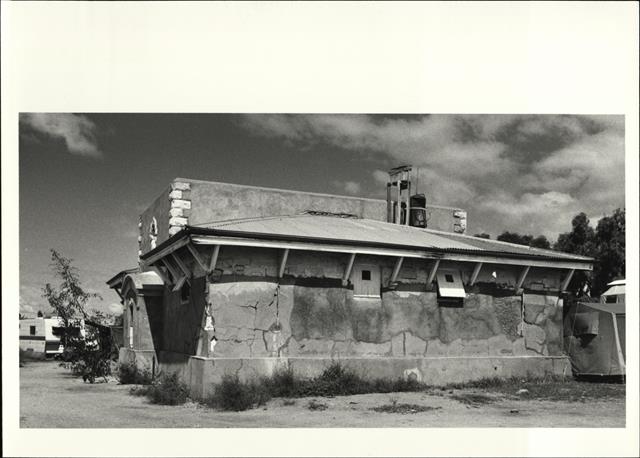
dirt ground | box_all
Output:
[20,361,625,428]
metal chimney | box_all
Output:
[386,165,428,228]
[386,165,412,225]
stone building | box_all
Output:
[108,173,592,398]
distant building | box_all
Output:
[108,171,592,399]
[19,316,64,357]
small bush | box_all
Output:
[129,386,150,397]
[118,363,154,385]
[205,375,271,411]
[371,403,441,414]
[264,365,297,398]
[450,393,498,407]
[144,372,190,405]
[307,399,328,411]
[19,348,45,365]
[59,335,112,383]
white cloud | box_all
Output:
[107,302,124,315]
[20,113,102,158]
[332,180,361,195]
[239,114,624,238]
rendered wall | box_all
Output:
[126,246,566,360]
[204,247,566,360]
[137,178,467,256]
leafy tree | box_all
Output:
[554,213,596,257]
[496,232,550,249]
[474,233,491,239]
[529,235,551,250]
[42,250,111,383]
[42,249,101,346]
[554,209,625,296]
[593,208,625,295]
[496,231,529,245]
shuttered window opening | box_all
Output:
[436,270,466,307]
[352,264,381,298]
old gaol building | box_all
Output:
[108,166,592,398]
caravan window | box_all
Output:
[30,325,36,335]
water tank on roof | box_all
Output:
[409,194,427,228]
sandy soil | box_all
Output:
[20,361,625,428]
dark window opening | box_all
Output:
[445,274,454,283]
[29,326,36,335]
[52,326,64,337]
[361,270,371,281]
[437,296,464,308]
[605,296,617,303]
[181,282,191,303]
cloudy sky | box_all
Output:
[19,113,625,316]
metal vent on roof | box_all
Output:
[302,210,359,218]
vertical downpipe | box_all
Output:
[386,183,392,223]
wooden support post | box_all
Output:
[208,245,221,273]
[406,180,411,226]
[171,252,191,281]
[390,257,404,285]
[386,183,392,222]
[342,253,356,286]
[560,269,575,292]
[396,180,401,224]
[160,258,181,283]
[469,262,483,286]
[427,259,440,286]
[172,274,187,292]
[278,248,289,279]
[515,265,531,290]
[150,264,171,286]
[187,243,208,274]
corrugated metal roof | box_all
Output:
[195,214,592,262]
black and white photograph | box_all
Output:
[2,2,638,457]
[17,113,626,429]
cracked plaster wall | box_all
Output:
[200,247,565,360]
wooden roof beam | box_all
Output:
[191,235,592,271]
[278,248,290,279]
[342,253,356,286]
[160,257,181,284]
[468,262,483,286]
[208,245,221,273]
[427,259,440,286]
[186,243,208,275]
[560,269,575,292]
[389,256,404,285]
[515,265,531,290]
